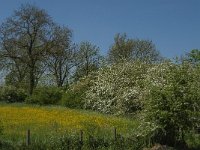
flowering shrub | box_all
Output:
[85,61,150,115]
[84,61,200,147]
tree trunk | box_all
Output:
[29,66,35,95]
[58,60,63,87]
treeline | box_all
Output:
[0,4,161,95]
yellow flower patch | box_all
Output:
[0,104,137,141]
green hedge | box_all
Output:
[61,89,85,109]
[0,86,27,103]
[26,87,62,105]
[61,75,94,109]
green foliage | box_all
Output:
[4,64,29,90]
[0,86,27,103]
[0,121,6,149]
[61,90,85,109]
[84,60,200,147]
[0,140,14,150]
[0,121,3,137]
[85,61,149,115]
[0,132,150,150]
[143,62,200,147]
[185,131,200,150]
[26,87,62,105]
[61,75,93,109]
[185,49,200,64]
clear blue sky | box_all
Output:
[0,0,200,58]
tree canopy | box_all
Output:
[0,4,55,94]
[108,33,162,64]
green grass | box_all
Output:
[0,103,138,144]
[0,103,199,149]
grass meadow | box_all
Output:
[0,103,138,146]
[0,103,199,149]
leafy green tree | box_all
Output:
[108,33,162,63]
[0,4,55,94]
[185,49,200,64]
[143,62,200,147]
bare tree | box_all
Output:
[108,33,134,63]
[132,39,161,63]
[108,33,162,63]
[74,41,101,81]
[46,25,76,87]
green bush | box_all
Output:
[142,62,200,147]
[185,131,200,150]
[26,87,62,105]
[61,75,94,109]
[61,90,85,109]
[0,86,27,103]
[0,86,2,102]
[0,140,13,150]
[0,121,3,137]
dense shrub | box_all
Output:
[61,89,85,109]
[26,86,62,105]
[0,140,14,150]
[185,131,200,150]
[0,86,27,103]
[142,62,200,147]
[84,61,150,115]
[61,75,94,109]
[0,87,2,102]
[84,61,200,147]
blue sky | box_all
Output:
[0,0,200,58]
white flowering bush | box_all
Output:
[84,61,200,147]
[84,61,149,115]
